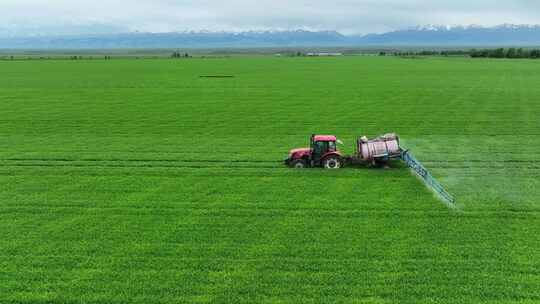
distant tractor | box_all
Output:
[284,132,456,205]
[285,133,401,169]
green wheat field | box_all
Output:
[1,56,540,303]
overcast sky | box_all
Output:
[2,0,540,35]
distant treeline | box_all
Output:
[469,48,540,59]
[383,50,470,57]
[382,48,540,59]
[171,52,191,58]
[3,48,540,61]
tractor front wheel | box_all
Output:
[291,159,307,169]
[323,156,342,169]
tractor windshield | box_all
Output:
[313,141,325,154]
[313,141,336,154]
[328,141,336,152]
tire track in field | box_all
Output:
[423,165,540,169]
[0,156,284,169]
[7,158,540,163]
[1,157,278,163]
[3,158,540,171]
[422,159,540,171]
[0,162,282,170]
[4,202,540,218]
[425,160,540,163]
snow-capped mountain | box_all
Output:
[1,25,540,49]
[353,24,540,45]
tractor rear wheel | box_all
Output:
[291,159,306,169]
[323,156,342,169]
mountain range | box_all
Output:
[1,25,540,49]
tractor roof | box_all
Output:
[313,135,337,142]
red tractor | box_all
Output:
[285,134,344,169]
[285,133,402,169]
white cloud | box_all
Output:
[2,0,540,35]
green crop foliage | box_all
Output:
[1,56,539,303]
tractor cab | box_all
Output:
[285,134,343,169]
[310,135,338,164]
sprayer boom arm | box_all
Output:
[401,150,455,205]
